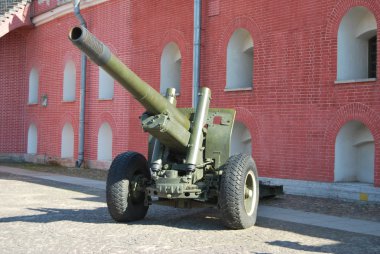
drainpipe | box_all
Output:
[192,0,201,107]
[73,0,87,168]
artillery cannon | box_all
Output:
[69,26,259,229]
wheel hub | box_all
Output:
[245,189,253,199]
[244,171,256,216]
[130,174,146,202]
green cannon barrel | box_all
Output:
[68,26,190,131]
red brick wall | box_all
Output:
[201,0,380,186]
[22,0,135,163]
[0,31,27,154]
[0,0,379,186]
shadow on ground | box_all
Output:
[1,172,380,253]
[256,217,380,254]
[0,207,111,224]
[0,172,225,230]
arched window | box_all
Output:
[337,7,377,81]
[63,60,76,101]
[27,124,37,154]
[99,67,114,99]
[160,42,181,94]
[28,68,39,104]
[61,123,74,158]
[97,122,112,161]
[226,29,253,90]
[230,121,252,156]
[335,121,375,184]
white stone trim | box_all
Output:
[334,78,377,84]
[32,0,109,26]
[224,87,252,92]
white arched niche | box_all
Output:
[63,60,76,101]
[61,123,74,158]
[230,121,252,156]
[28,68,39,104]
[334,120,375,184]
[226,28,253,90]
[337,7,377,81]
[99,67,114,99]
[160,42,181,94]
[27,124,37,154]
[97,122,113,161]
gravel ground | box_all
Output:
[1,172,380,254]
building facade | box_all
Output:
[0,0,379,188]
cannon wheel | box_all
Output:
[106,151,150,222]
[219,153,259,229]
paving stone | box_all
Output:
[1,172,380,254]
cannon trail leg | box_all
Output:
[185,87,211,171]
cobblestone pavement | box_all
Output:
[1,172,380,254]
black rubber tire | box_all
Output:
[219,153,259,229]
[106,151,150,222]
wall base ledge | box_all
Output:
[260,177,380,202]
